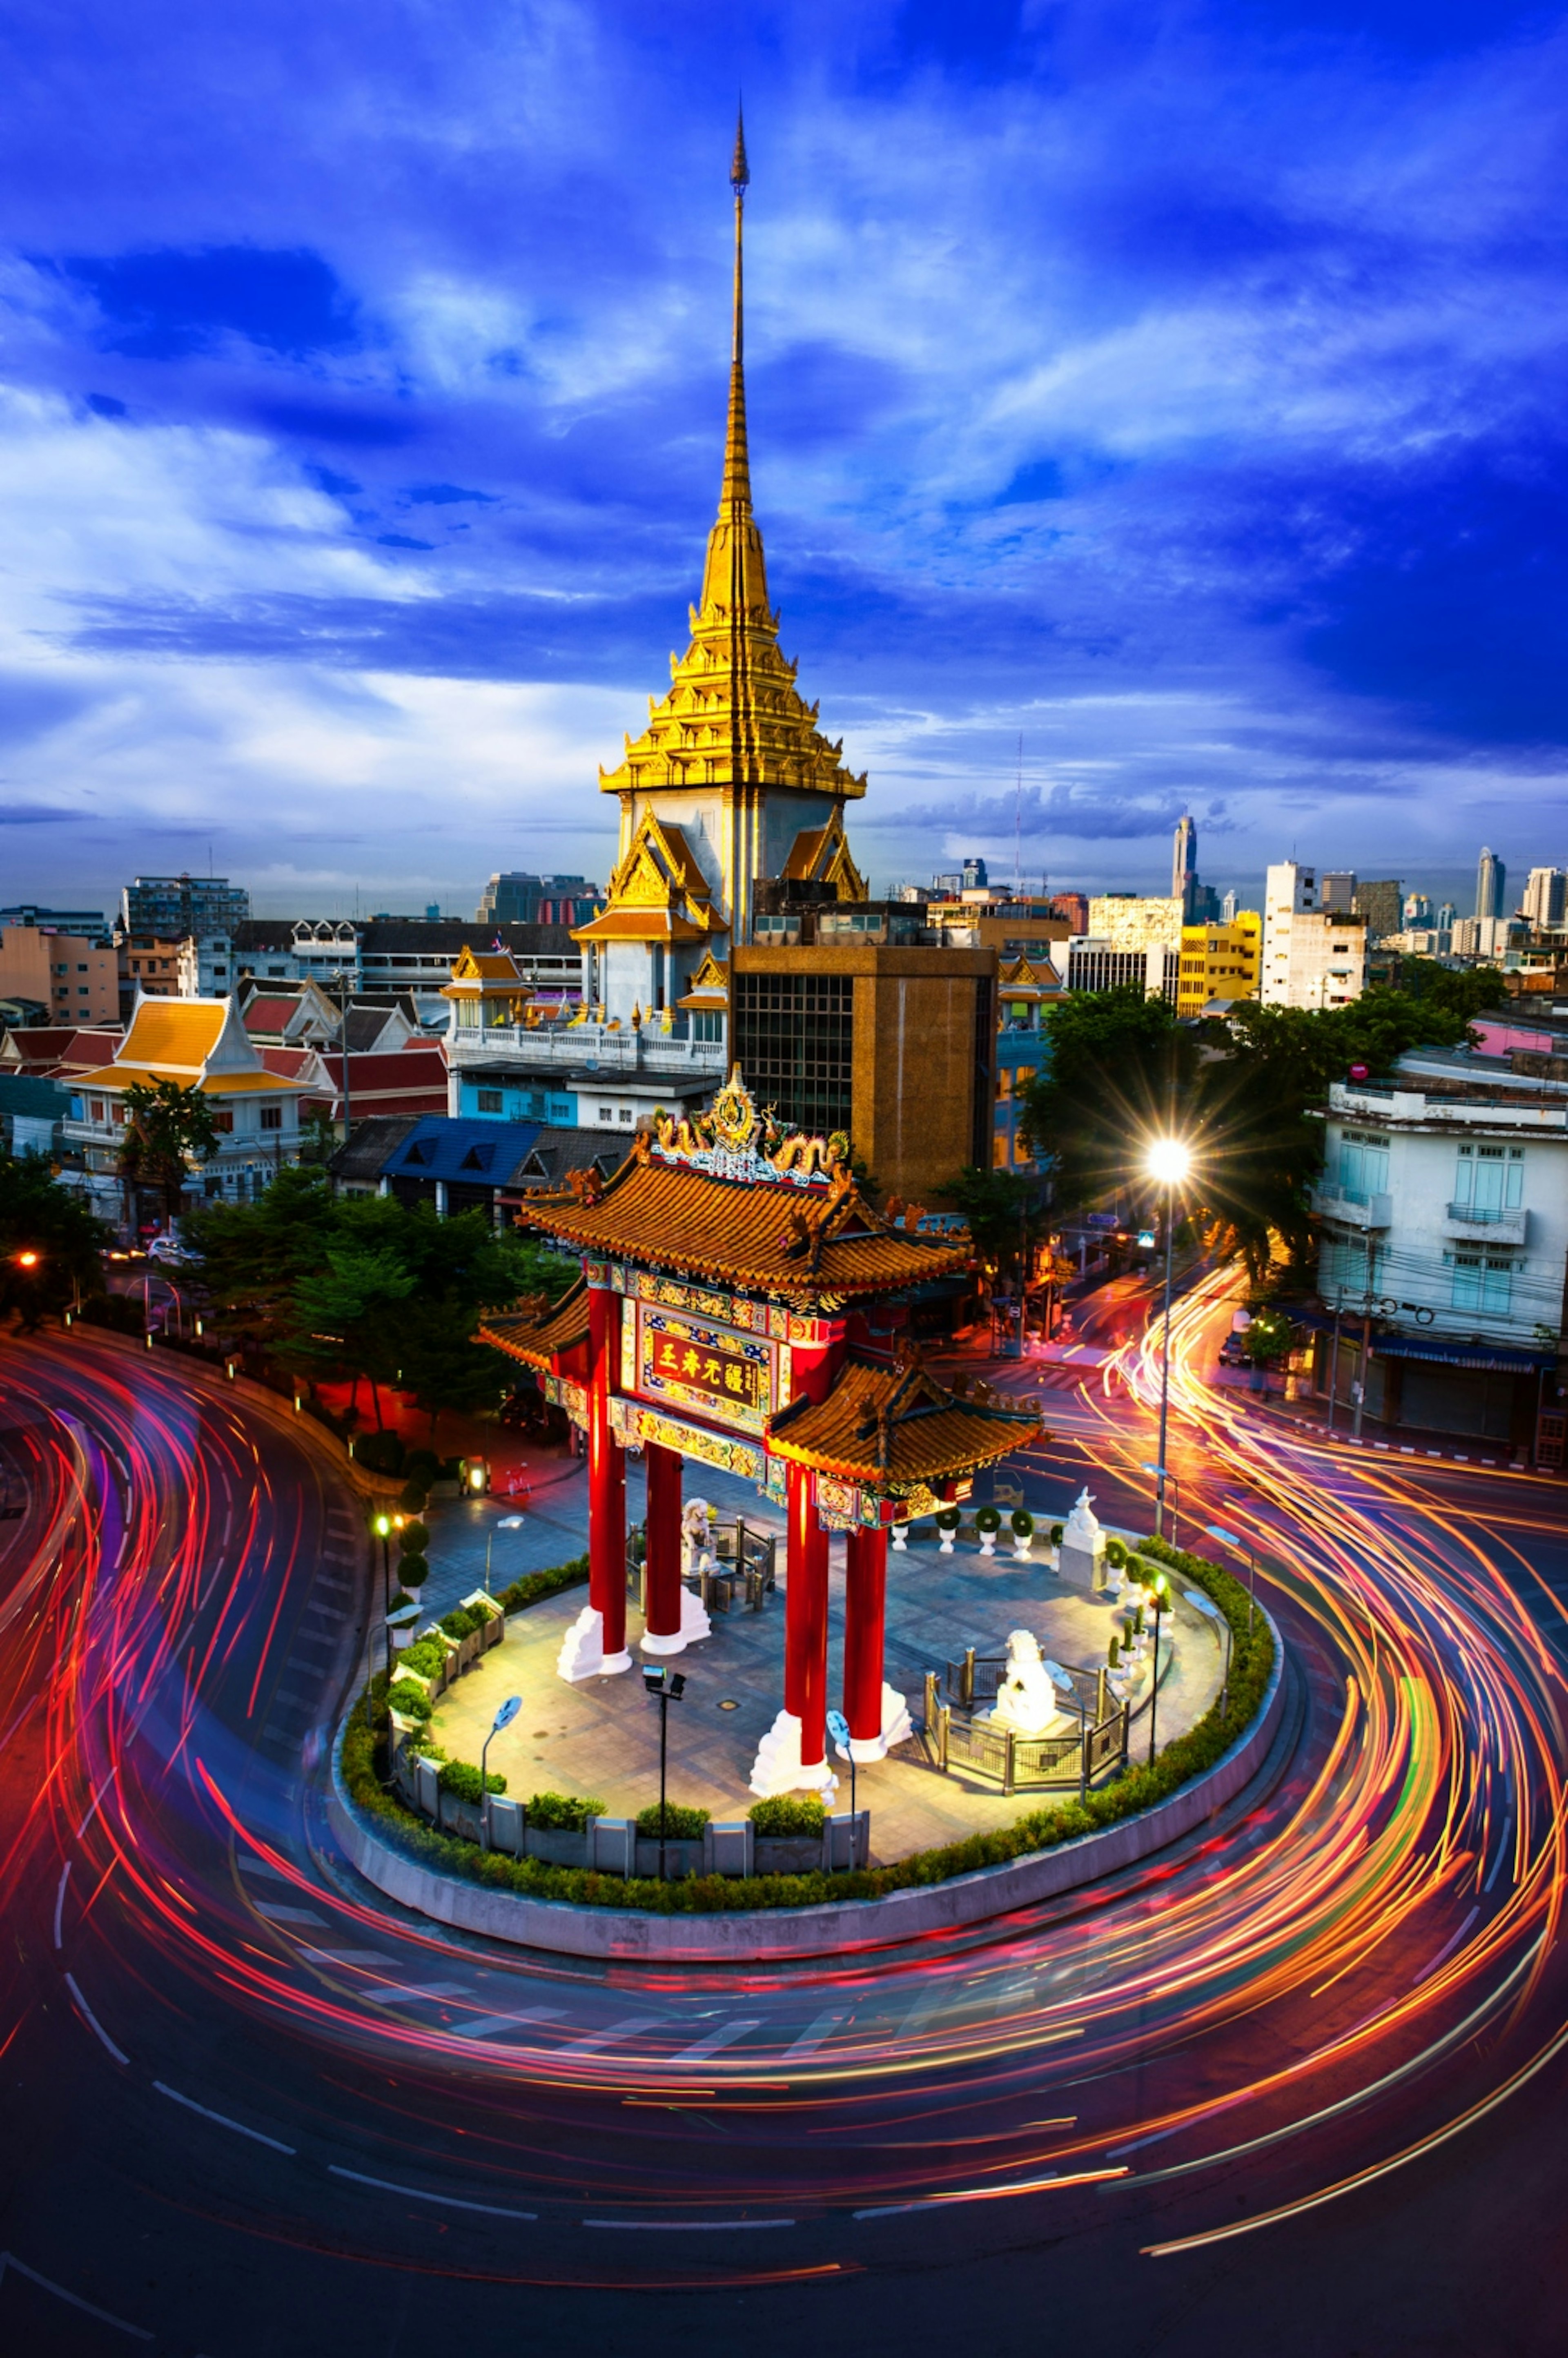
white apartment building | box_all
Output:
[1261,862,1366,1008]
[176,933,234,996]
[1087,894,1185,954]
[1311,1055,1567,1453]
[1521,867,1567,931]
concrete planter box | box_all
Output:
[633,1838,705,1880]
[454,1629,482,1672]
[525,1826,591,1868]
[588,1816,635,1874]
[704,1821,754,1877]
[438,1791,484,1843]
[754,1835,824,1875]
[414,1757,441,1819]
[487,1796,525,1855]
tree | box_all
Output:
[285,1243,417,1421]
[946,1166,1049,1283]
[118,1080,220,1231]
[1019,989,1199,1215]
[0,1152,108,1329]
[183,1164,340,1345]
[297,1108,339,1166]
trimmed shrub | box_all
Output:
[1108,1636,1120,1667]
[527,1790,604,1831]
[935,1507,962,1532]
[440,1606,485,1640]
[398,1480,429,1513]
[1011,1509,1035,1538]
[495,1554,590,1615]
[388,1589,414,1613]
[748,1795,827,1836]
[975,1504,1002,1534]
[399,1638,447,1680]
[637,1803,710,1838]
[1104,1537,1127,1569]
[1049,1522,1064,1545]
[398,1519,430,1556]
[355,1429,405,1476]
[398,1555,430,1589]
[439,1759,506,1801]
[405,1447,441,1483]
[387,1678,432,1722]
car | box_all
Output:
[147,1233,195,1267]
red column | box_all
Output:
[587,1285,627,1660]
[844,1525,889,1745]
[641,1438,683,1649]
[785,1462,830,1767]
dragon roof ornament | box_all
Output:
[645,1067,849,1189]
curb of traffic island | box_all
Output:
[327,1604,1287,1964]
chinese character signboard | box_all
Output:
[628,1303,778,1436]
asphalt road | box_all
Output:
[1,1313,1566,2356]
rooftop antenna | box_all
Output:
[1014,736,1023,896]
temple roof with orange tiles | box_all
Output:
[510,1073,967,1310]
[768,1355,1040,1484]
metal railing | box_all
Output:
[628,1516,777,1614]
[921,1660,1129,1796]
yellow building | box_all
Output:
[1176,914,1262,1015]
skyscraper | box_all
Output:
[1521,867,1567,930]
[1172,814,1197,903]
[1476,847,1506,921]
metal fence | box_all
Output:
[628,1516,777,1614]
[921,1660,1128,1796]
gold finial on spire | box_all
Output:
[731,102,750,196]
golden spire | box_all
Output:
[597,114,867,820]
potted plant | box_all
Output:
[935,1506,962,1555]
[974,1503,1003,1556]
[1010,1507,1035,1560]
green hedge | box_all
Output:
[439,1759,506,1800]
[527,1788,604,1830]
[386,1677,431,1721]
[494,1554,590,1615]
[440,1605,488,1639]
[341,1538,1275,1916]
[636,1803,710,1838]
[748,1794,827,1836]
[399,1638,447,1680]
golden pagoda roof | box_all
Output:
[515,1132,968,1307]
[478,1277,591,1372]
[597,138,866,812]
[768,1355,1042,1484]
[676,949,730,1010]
[442,945,535,999]
[573,812,728,946]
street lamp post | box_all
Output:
[1183,1588,1232,1725]
[480,1696,521,1852]
[1139,1459,1181,1550]
[373,1513,394,1680]
[1146,1571,1169,1767]
[642,1665,686,1880]
[1143,1140,1192,1541]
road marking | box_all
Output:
[669,2018,763,2064]
[300,1948,397,1966]
[555,2014,662,2055]
[254,1902,329,1926]
[154,2080,296,2154]
[52,1860,71,1949]
[783,2010,847,2060]
[362,1980,476,2004]
[583,2217,795,2231]
[327,2166,536,2220]
[64,1972,128,2066]
[0,2252,153,2340]
[450,2008,567,2039]
[237,1854,298,1885]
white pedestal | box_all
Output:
[639,1583,713,1656]
[556,1605,633,1683]
[1060,1538,1106,1591]
[833,1683,914,1763]
[748,1708,840,1800]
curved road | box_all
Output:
[1,1319,1566,2354]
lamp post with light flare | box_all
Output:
[1144,1137,1192,1541]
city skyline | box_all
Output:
[0,3,1564,913]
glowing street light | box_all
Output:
[1143,1136,1192,1541]
[14,1248,40,1270]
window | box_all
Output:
[732,971,854,1136]
[76,962,88,972]
[1337,1131,1388,1197]
[476,1089,503,1113]
[212,1109,235,1134]
[598,1106,614,1122]
[691,1011,723,1044]
[260,1105,282,1130]
[90,1099,104,1121]
[619,1108,633,1123]
[1448,1251,1515,1313]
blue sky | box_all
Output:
[0,0,1564,919]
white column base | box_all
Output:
[640,1582,713,1656]
[556,1605,634,1683]
[833,1683,914,1763]
[748,1708,839,1801]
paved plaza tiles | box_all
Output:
[415,1459,1225,1863]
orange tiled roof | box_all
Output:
[118,999,229,1071]
[517,1143,969,1303]
[768,1356,1041,1483]
[477,1278,590,1371]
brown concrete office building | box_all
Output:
[731,938,995,1205]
